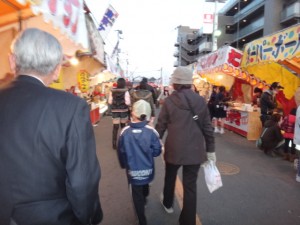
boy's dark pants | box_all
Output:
[130,184,149,225]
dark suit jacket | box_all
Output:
[0,75,102,225]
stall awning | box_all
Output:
[0,0,89,49]
[0,0,34,27]
[196,46,249,90]
[241,24,300,100]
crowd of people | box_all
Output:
[108,66,215,225]
[0,28,216,225]
[1,27,299,225]
[257,82,300,182]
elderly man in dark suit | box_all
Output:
[0,28,102,225]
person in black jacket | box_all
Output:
[155,66,215,225]
[118,100,162,225]
[136,77,157,104]
[208,85,218,120]
[214,85,230,134]
[260,82,284,126]
[261,113,284,156]
[0,28,102,225]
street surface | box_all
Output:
[94,113,300,225]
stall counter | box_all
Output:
[224,107,262,140]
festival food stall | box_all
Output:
[0,0,107,126]
[241,24,300,116]
[197,45,262,140]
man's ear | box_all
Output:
[8,54,16,74]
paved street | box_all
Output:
[94,113,300,225]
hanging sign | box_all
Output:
[17,0,89,48]
[77,70,90,93]
[197,46,243,71]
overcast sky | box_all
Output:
[85,0,223,80]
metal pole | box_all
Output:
[212,0,218,51]
[236,0,240,49]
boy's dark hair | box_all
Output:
[139,114,147,121]
[117,78,126,88]
[173,84,192,91]
[254,87,262,93]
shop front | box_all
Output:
[241,24,300,116]
[0,0,108,125]
[197,45,262,140]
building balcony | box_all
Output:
[199,41,213,53]
[174,57,190,67]
[238,16,264,39]
[179,41,200,52]
[228,16,264,41]
[180,51,199,63]
[281,1,300,24]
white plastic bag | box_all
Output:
[203,160,223,193]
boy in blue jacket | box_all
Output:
[117,99,162,225]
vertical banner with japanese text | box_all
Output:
[98,4,119,39]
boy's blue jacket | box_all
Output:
[117,121,162,185]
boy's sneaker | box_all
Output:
[220,128,225,134]
[296,175,300,183]
[214,127,219,133]
[160,193,174,213]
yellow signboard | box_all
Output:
[241,24,300,67]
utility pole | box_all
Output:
[205,0,227,51]
[160,67,163,87]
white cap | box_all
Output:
[132,99,151,121]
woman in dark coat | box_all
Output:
[155,66,215,225]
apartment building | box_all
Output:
[218,0,300,50]
[173,26,203,67]
[173,0,299,67]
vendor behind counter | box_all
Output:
[252,87,262,107]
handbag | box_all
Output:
[203,160,223,193]
[256,128,268,150]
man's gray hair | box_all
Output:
[11,28,63,76]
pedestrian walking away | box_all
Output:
[130,79,156,126]
[0,28,102,225]
[117,100,162,225]
[108,77,131,149]
[155,66,216,225]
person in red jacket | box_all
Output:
[281,108,297,162]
